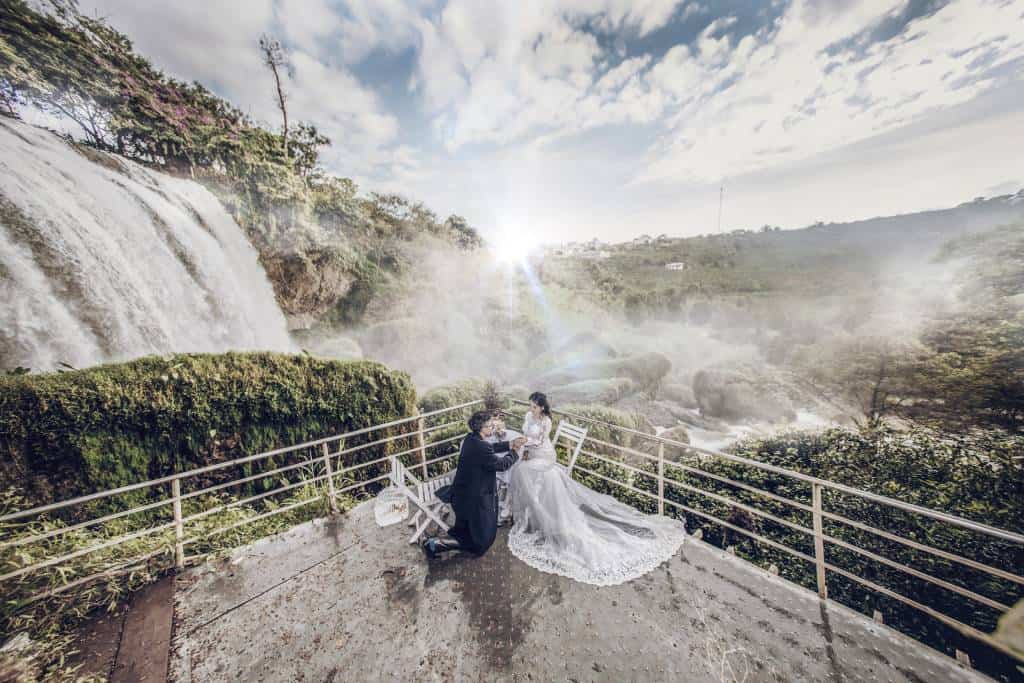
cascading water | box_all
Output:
[0,118,293,371]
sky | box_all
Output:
[74,0,1024,244]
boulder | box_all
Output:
[536,352,671,391]
[692,364,797,423]
[524,331,619,377]
[260,247,356,330]
[659,425,691,445]
[547,378,637,405]
[612,394,693,428]
[658,381,698,409]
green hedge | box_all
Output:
[0,352,416,511]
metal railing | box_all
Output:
[503,399,1024,665]
[2,395,1020,669]
[0,400,482,611]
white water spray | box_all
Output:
[0,119,293,371]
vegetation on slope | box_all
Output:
[0,351,421,679]
[0,0,483,327]
[0,352,415,509]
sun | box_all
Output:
[490,231,535,265]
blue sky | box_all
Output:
[78,0,1024,244]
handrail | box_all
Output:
[507,399,1024,544]
[0,402,481,611]
[506,399,1024,665]
[2,396,1020,669]
[0,400,482,523]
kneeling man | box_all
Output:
[423,411,525,559]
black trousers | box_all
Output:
[442,495,498,556]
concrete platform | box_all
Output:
[169,502,987,682]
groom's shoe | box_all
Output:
[423,537,462,559]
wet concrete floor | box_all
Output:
[169,502,987,682]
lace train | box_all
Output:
[507,457,686,586]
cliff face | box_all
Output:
[259,248,357,330]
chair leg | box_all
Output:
[409,516,432,544]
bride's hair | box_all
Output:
[528,392,551,417]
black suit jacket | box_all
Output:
[448,432,519,554]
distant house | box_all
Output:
[580,249,611,259]
[665,262,687,271]
[631,234,653,247]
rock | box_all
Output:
[611,395,683,427]
[646,425,691,462]
[535,352,671,391]
[524,331,618,377]
[658,425,690,445]
[657,382,698,409]
[692,364,797,423]
[261,247,356,330]
[547,378,637,405]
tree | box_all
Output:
[289,121,329,178]
[444,215,483,249]
[258,34,291,160]
[0,1,118,147]
[794,335,917,426]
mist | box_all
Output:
[293,213,996,450]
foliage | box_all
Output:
[481,380,505,414]
[0,0,483,327]
[0,352,416,512]
[0,351,420,680]
[906,224,1024,431]
[418,378,491,415]
[565,420,1023,681]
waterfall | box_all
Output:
[0,118,293,371]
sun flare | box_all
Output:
[490,231,535,265]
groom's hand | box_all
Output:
[512,437,526,450]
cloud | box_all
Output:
[63,1,1024,241]
[631,0,1024,183]
[410,0,689,149]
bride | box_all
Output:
[507,392,687,586]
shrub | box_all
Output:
[0,352,416,513]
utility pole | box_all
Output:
[717,184,724,234]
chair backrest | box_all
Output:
[553,421,588,474]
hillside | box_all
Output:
[0,0,481,334]
[546,192,1024,313]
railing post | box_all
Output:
[172,477,184,571]
[657,442,665,516]
[416,413,428,479]
[322,443,338,513]
[812,482,828,600]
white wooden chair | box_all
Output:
[553,420,588,475]
[389,456,455,545]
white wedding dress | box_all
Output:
[507,412,687,586]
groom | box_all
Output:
[422,411,525,559]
